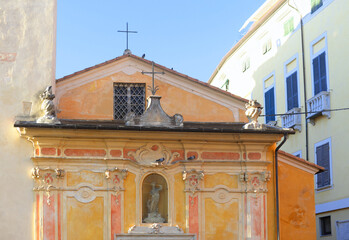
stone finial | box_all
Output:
[125,95,183,127]
[243,100,264,129]
[36,86,60,124]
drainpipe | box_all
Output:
[288,1,309,160]
[275,134,288,240]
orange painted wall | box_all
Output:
[266,143,317,240]
[57,71,239,122]
[278,161,317,240]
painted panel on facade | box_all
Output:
[124,172,136,233]
[204,198,238,240]
[204,173,238,189]
[67,171,104,187]
[174,173,186,231]
[111,194,122,238]
[43,195,55,240]
[67,196,104,240]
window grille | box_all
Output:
[114,83,145,120]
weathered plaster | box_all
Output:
[0,1,56,239]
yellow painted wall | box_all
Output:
[67,197,104,240]
[67,170,104,187]
[57,71,238,122]
[174,172,186,232]
[204,173,238,189]
[204,198,239,240]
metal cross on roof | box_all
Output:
[142,62,165,95]
[118,22,137,51]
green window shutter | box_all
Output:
[284,17,294,36]
[311,0,323,13]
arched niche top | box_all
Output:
[142,173,168,223]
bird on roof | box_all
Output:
[187,155,196,160]
[142,54,145,58]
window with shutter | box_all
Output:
[265,87,275,123]
[316,142,331,188]
[286,71,299,111]
[311,0,323,14]
[312,52,327,95]
[114,83,146,120]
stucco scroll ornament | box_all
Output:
[183,169,204,205]
[240,171,271,193]
[32,167,65,205]
[243,100,265,130]
[128,143,180,166]
[36,86,60,124]
[105,167,128,204]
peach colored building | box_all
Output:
[14,53,322,240]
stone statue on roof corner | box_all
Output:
[36,86,60,124]
[243,100,265,130]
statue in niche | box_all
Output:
[144,182,165,223]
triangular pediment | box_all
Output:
[56,54,248,122]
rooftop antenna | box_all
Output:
[142,62,165,95]
[118,22,137,54]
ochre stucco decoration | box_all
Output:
[128,143,180,166]
[240,171,271,193]
[105,168,128,204]
[32,167,65,205]
[183,169,204,197]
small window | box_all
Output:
[312,52,327,95]
[262,39,272,54]
[264,87,276,123]
[315,141,331,188]
[311,0,323,14]
[114,83,145,120]
[319,216,331,236]
[284,17,294,36]
[242,57,250,72]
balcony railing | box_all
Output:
[306,91,330,125]
[281,108,301,131]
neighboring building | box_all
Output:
[0,1,57,239]
[14,53,322,240]
[209,0,349,238]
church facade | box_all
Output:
[14,54,322,240]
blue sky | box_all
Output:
[56,0,265,82]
